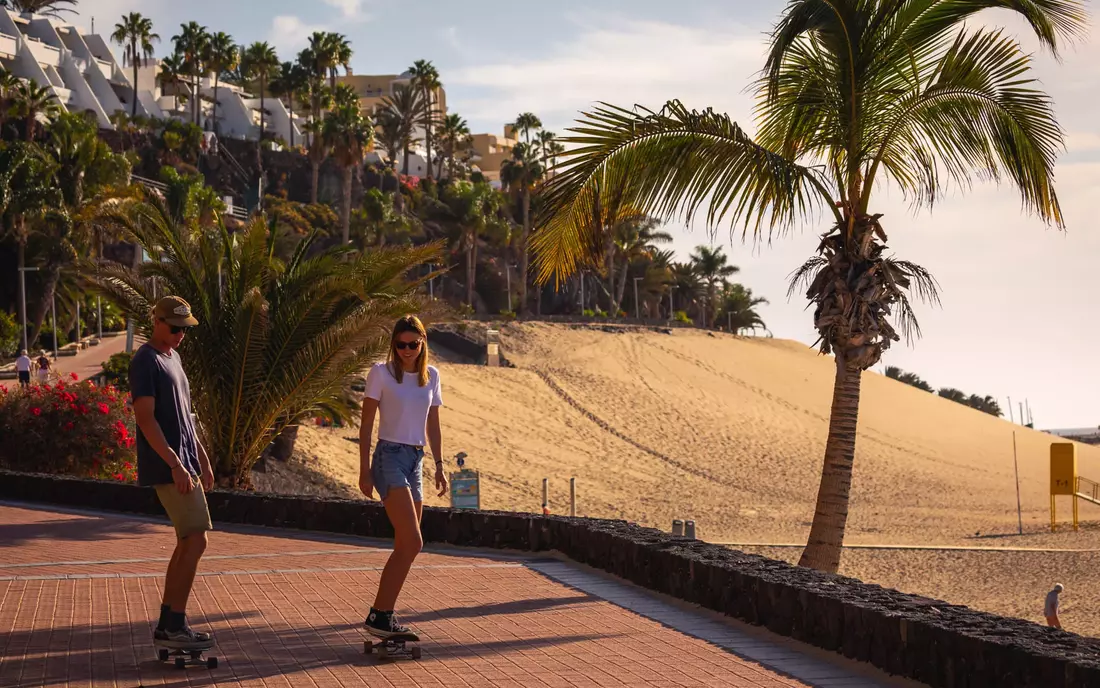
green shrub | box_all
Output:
[100,352,134,393]
[0,311,18,357]
[582,309,596,317]
[674,310,692,324]
[0,376,136,481]
[34,325,67,351]
[499,310,517,321]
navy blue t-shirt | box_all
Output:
[128,343,201,486]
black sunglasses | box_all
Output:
[159,318,192,335]
[394,340,422,351]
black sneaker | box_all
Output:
[365,609,418,640]
[154,625,214,649]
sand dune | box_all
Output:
[291,322,1100,635]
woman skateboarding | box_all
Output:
[359,315,447,640]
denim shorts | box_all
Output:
[372,440,424,502]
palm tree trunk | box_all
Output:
[436,151,445,180]
[259,79,266,143]
[131,45,139,119]
[288,94,295,148]
[798,355,863,573]
[212,75,219,134]
[340,165,352,244]
[402,146,410,176]
[310,159,320,204]
[616,262,630,317]
[28,265,60,349]
[605,234,616,316]
[16,236,27,349]
[466,239,475,307]
[518,189,531,316]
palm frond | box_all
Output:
[533,100,836,285]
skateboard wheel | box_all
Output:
[207,657,218,669]
[411,646,422,659]
[158,648,169,662]
[174,656,186,669]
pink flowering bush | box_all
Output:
[0,376,137,482]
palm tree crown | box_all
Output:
[111,13,160,119]
[534,0,1086,573]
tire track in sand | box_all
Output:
[529,367,739,489]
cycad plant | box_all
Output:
[534,0,1084,572]
[92,191,442,486]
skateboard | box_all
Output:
[155,640,218,669]
[364,632,421,660]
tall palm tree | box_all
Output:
[379,83,423,175]
[513,112,542,144]
[8,0,75,18]
[270,61,309,148]
[157,53,189,114]
[0,143,63,350]
[8,81,61,141]
[171,22,210,125]
[442,181,510,307]
[92,190,443,487]
[240,42,280,142]
[499,142,544,315]
[304,118,331,205]
[324,85,374,244]
[718,282,768,335]
[690,245,739,328]
[0,69,19,138]
[408,60,440,180]
[614,215,671,313]
[327,34,352,94]
[374,107,406,174]
[111,13,160,120]
[534,0,1083,573]
[204,32,238,134]
[436,113,471,180]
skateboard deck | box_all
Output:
[154,640,218,669]
[364,632,421,660]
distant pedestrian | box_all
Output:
[14,349,31,389]
[35,351,52,385]
[1045,583,1064,629]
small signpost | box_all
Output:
[449,452,480,510]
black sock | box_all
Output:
[166,611,185,632]
[157,604,170,631]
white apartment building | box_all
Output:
[0,8,303,144]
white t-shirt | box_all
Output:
[364,363,443,447]
[15,355,31,372]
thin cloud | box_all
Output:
[448,16,768,133]
[269,15,327,55]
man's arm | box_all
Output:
[133,396,193,493]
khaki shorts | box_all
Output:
[154,476,213,539]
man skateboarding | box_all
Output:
[130,296,214,649]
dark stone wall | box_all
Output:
[3,469,1099,687]
[427,328,485,363]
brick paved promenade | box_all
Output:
[0,503,923,688]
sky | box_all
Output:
[75,0,1100,429]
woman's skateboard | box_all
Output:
[155,640,218,669]
[364,633,421,660]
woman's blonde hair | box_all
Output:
[388,315,429,386]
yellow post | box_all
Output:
[1051,443,1078,532]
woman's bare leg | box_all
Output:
[373,487,423,611]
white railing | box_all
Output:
[25,38,60,67]
[0,33,18,58]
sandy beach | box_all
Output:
[288,322,1100,635]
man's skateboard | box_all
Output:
[155,640,218,669]
[364,632,421,660]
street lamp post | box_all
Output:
[17,266,39,352]
[633,277,643,320]
[668,286,677,321]
[505,264,511,312]
[97,295,102,340]
[51,290,57,359]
